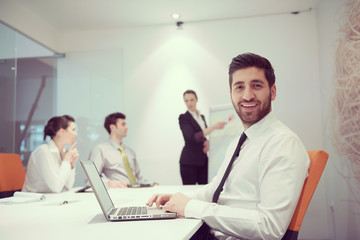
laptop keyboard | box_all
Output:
[118,206,148,216]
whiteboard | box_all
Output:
[208,103,243,180]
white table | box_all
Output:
[0,185,202,240]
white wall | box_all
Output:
[58,9,331,239]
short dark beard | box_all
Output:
[233,91,272,128]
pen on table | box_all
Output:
[59,200,69,205]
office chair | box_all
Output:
[281,150,329,240]
[0,153,26,198]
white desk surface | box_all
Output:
[0,185,202,240]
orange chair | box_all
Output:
[282,150,329,240]
[0,153,26,198]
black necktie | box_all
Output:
[212,132,247,203]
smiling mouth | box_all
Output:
[240,102,258,111]
[242,103,256,107]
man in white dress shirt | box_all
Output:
[89,112,144,188]
[147,53,310,240]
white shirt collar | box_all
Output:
[109,138,125,149]
[188,110,206,130]
[244,111,277,141]
[188,109,201,119]
[48,139,60,153]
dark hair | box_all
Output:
[228,53,275,88]
[183,90,198,99]
[104,112,126,134]
[43,115,75,140]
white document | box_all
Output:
[0,192,45,204]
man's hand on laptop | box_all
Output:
[147,193,172,208]
[108,180,128,188]
[146,192,191,216]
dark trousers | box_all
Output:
[180,162,208,185]
[190,223,217,240]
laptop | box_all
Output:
[80,160,177,221]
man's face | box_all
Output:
[111,118,128,139]
[230,67,276,129]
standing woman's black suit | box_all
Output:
[179,111,208,185]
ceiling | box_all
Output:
[15,0,321,32]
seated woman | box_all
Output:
[22,115,79,193]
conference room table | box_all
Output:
[0,185,202,240]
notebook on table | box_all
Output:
[80,160,177,221]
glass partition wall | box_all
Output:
[0,22,58,169]
[0,27,16,155]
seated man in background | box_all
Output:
[147,53,310,240]
[89,112,149,188]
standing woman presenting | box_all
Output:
[179,90,227,185]
[22,115,79,193]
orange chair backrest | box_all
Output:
[0,153,26,192]
[287,150,329,232]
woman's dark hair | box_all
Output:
[43,115,75,140]
[183,90,198,99]
[104,112,126,134]
[228,53,275,88]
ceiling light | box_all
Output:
[171,13,181,19]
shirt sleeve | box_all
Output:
[64,168,76,190]
[184,135,309,240]
[32,147,73,193]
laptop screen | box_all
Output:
[80,160,114,215]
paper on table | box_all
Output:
[0,191,46,204]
